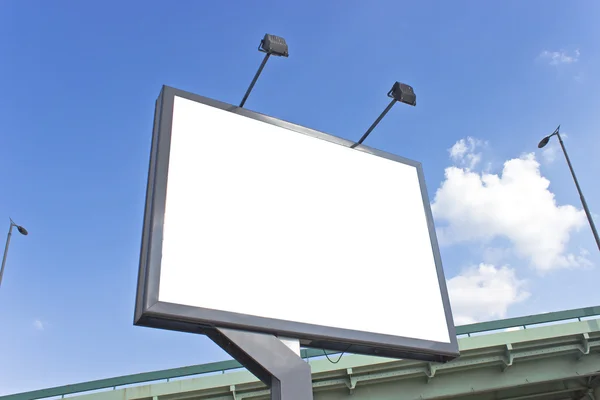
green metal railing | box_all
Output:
[3,305,600,400]
[455,305,600,335]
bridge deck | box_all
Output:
[3,306,600,400]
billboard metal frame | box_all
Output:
[134,85,459,364]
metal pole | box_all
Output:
[350,99,397,148]
[0,223,14,289]
[556,132,600,251]
[240,53,271,108]
[207,328,313,400]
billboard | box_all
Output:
[134,86,459,363]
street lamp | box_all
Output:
[0,218,28,289]
[538,125,600,252]
[239,34,289,108]
[350,82,416,149]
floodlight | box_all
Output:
[351,81,417,148]
[389,82,416,106]
[239,33,289,108]
[259,34,289,57]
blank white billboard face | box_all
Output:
[135,87,458,363]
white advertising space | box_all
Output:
[158,96,450,344]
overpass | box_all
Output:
[3,306,600,400]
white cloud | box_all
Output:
[449,137,485,170]
[432,138,589,272]
[33,319,44,331]
[448,264,530,325]
[539,49,580,65]
[542,145,559,164]
[482,246,513,265]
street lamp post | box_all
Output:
[0,218,28,289]
[538,125,600,252]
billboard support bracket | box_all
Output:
[206,327,313,400]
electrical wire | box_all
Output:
[323,345,352,364]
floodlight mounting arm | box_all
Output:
[239,34,289,108]
[239,53,271,108]
[350,81,416,149]
[350,98,397,149]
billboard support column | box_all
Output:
[207,327,313,400]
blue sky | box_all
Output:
[1,0,600,395]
